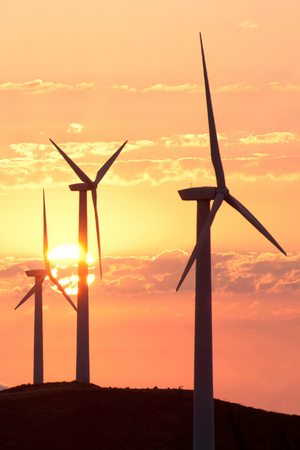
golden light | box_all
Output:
[48,245,95,295]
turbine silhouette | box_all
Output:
[50,138,127,383]
[176,34,286,450]
[15,190,77,384]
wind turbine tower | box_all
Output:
[15,191,77,384]
[50,139,127,383]
[176,35,286,450]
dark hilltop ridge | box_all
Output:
[0,382,300,450]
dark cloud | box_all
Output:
[99,249,193,295]
[1,251,300,299]
[211,252,300,296]
[0,258,42,279]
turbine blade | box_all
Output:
[49,139,94,187]
[94,141,127,187]
[43,190,50,271]
[14,274,46,310]
[48,272,77,311]
[176,192,224,291]
[225,193,286,256]
[200,33,226,188]
[91,189,102,279]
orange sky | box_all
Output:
[0,0,300,416]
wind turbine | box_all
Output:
[176,34,286,450]
[15,191,77,385]
[49,138,127,383]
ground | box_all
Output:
[0,382,299,449]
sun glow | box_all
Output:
[48,245,93,263]
[48,245,95,295]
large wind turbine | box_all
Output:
[176,35,286,450]
[50,139,127,383]
[15,191,77,384]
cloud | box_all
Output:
[272,308,300,317]
[55,140,153,158]
[124,140,156,151]
[238,21,258,28]
[10,143,38,157]
[23,306,34,316]
[74,82,94,91]
[0,259,45,303]
[0,138,214,190]
[109,82,300,95]
[235,173,300,182]
[90,140,155,155]
[110,83,201,93]
[0,80,95,94]
[67,123,84,134]
[2,251,300,300]
[110,85,137,93]
[1,133,300,191]
[92,251,300,297]
[215,81,300,94]
[104,157,212,187]
[0,80,69,94]
[110,81,300,95]
[0,382,10,391]
[109,81,300,95]
[161,133,227,147]
[247,310,258,318]
[23,304,50,316]
[98,249,191,295]
[215,82,259,93]
[3,79,300,97]
[0,140,138,190]
[268,82,300,92]
[239,132,298,146]
[212,252,300,296]
[0,80,200,95]
[0,250,191,298]
[141,83,200,93]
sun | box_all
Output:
[48,245,95,296]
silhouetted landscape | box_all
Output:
[0,381,299,449]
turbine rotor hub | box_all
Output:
[216,187,229,198]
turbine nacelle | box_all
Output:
[179,187,216,201]
[179,186,229,202]
[69,183,93,192]
[26,269,46,278]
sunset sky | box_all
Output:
[1,0,300,416]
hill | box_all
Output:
[0,381,299,449]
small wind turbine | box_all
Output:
[49,138,127,383]
[176,34,286,450]
[15,191,77,385]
